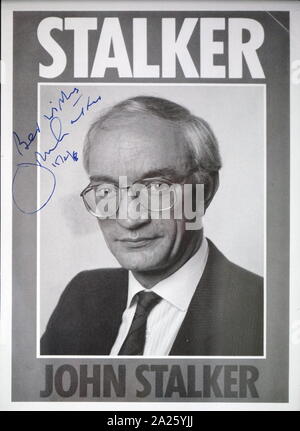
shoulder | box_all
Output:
[64,267,128,296]
[46,267,128,328]
[225,258,263,321]
[205,239,264,354]
[41,268,128,355]
[207,238,263,291]
[209,238,263,309]
[227,258,263,295]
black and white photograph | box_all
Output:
[37,85,265,358]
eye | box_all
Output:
[95,184,116,199]
[149,182,170,193]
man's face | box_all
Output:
[87,113,199,273]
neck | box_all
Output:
[132,230,204,289]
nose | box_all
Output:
[116,189,151,230]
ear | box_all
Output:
[204,172,219,212]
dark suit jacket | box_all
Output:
[41,240,264,356]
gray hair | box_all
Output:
[83,96,222,185]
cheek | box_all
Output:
[97,219,116,246]
[152,219,186,256]
[167,220,186,255]
[151,218,177,238]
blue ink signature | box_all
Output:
[52,150,78,168]
[12,162,56,215]
[35,116,69,164]
[12,89,102,214]
[13,122,41,156]
[12,116,76,214]
[43,88,80,121]
[70,95,102,125]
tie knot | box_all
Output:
[136,290,161,313]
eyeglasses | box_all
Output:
[80,167,200,219]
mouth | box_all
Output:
[118,236,159,249]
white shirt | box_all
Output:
[110,237,209,356]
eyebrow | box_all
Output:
[89,167,184,184]
[141,167,184,179]
[90,175,119,184]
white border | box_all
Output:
[1,0,299,412]
[36,82,267,360]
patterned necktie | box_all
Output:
[118,290,161,355]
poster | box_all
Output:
[1,0,300,410]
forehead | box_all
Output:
[87,113,190,180]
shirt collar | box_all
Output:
[127,237,209,312]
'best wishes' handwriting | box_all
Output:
[13,88,102,214]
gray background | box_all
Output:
[12,11,289,402]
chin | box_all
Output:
[115,251,165,273]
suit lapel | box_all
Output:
[169,240,230,355]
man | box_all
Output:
[41,95,263,356]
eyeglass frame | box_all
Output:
[80,166,201,219]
